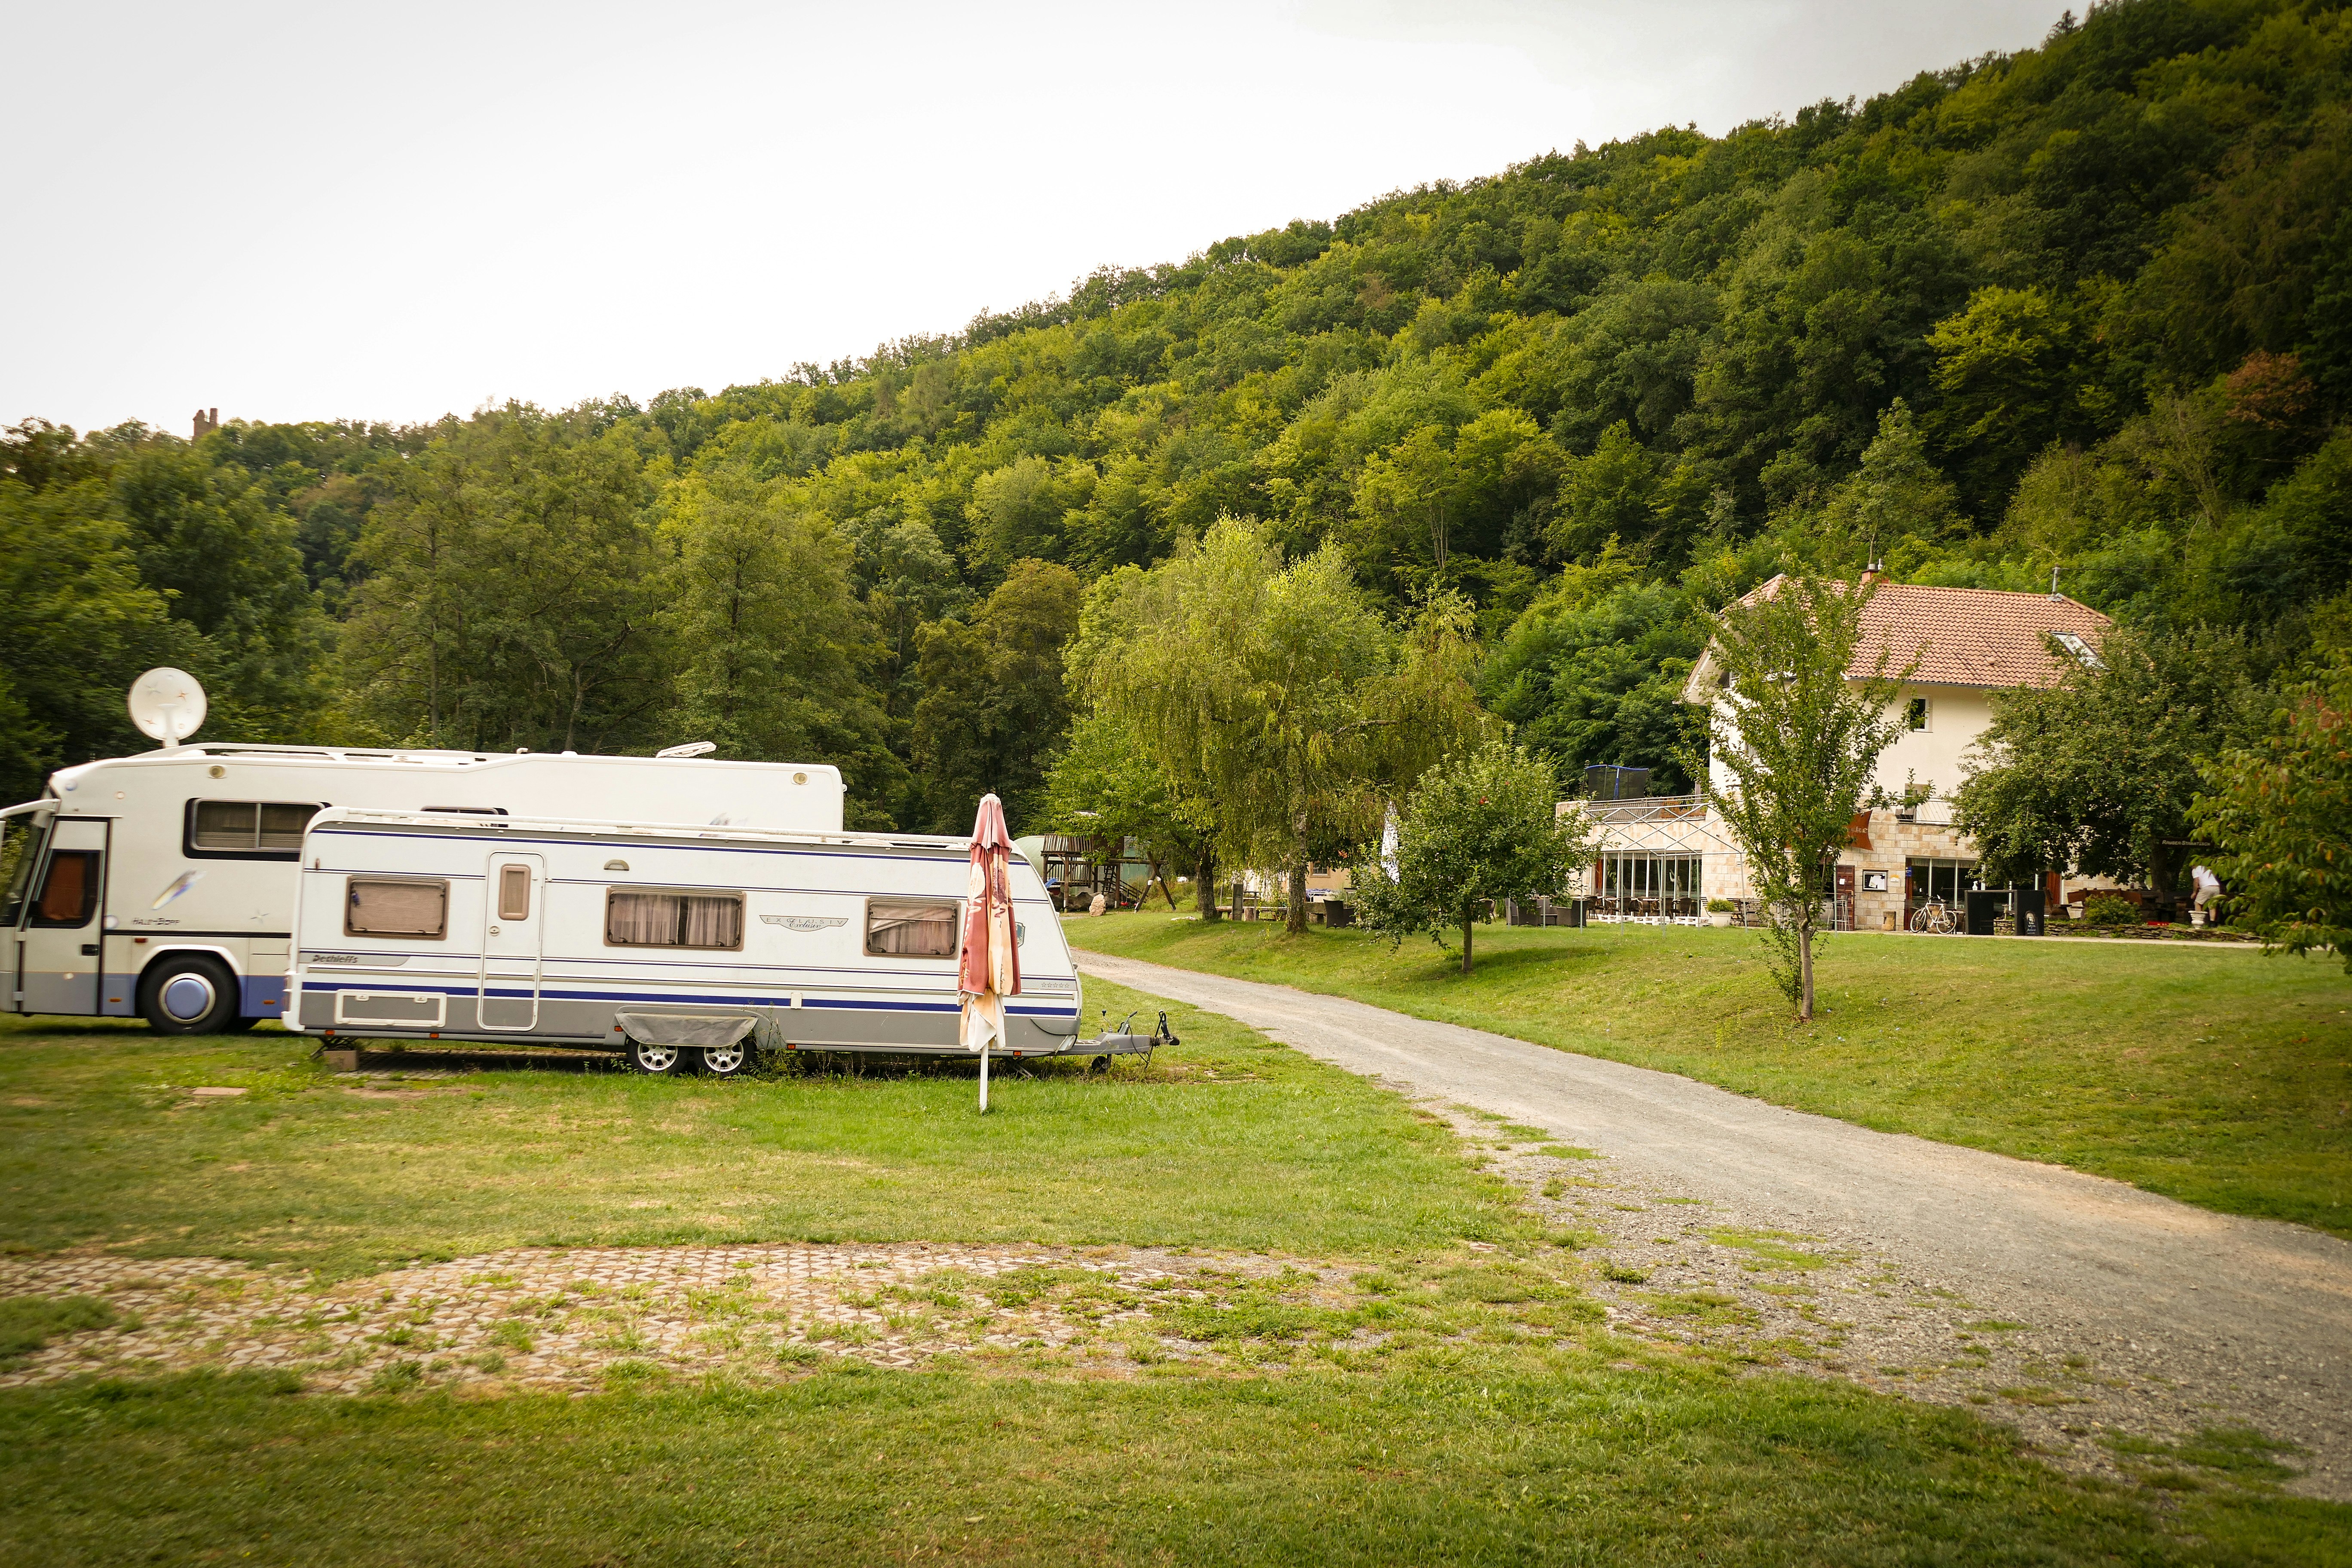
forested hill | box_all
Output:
[6,0,2350,831]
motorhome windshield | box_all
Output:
[0,816,49,928]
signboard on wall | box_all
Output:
[1862,870,1889,892]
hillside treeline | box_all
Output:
[6,0,2349,830]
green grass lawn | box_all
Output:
[0,983,1527,1280]
[0,980,2342,1565]
[1068,916,2352,1239]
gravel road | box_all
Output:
[1076,949,2352,1500]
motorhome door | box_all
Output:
[15,817,107,1016]
[477,852,544,1030]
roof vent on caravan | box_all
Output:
[656,741,717,758]
[128,668,206,748]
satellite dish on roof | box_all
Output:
[128,668,207,746]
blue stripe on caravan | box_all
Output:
[297,981,1072,1019]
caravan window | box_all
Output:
[188,800,321,855]
[346,878,448,938]
[605,889,744,950]
[29,851,101,928]
[866,899,959,958]
[497,865,531,921]
[0,820,48,927]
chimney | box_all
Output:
[2049,565,2064,601]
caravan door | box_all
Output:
[477,852,544,1030]
[15,817,107,1016]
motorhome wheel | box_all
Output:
[698,1044,749,1077]
[138,955,241,1035]
[625,1041,681,1074]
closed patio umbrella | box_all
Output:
[956,793,1021,1112]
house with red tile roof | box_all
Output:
[1555,576,2112,934]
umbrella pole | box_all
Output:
[978,1041,990,1114]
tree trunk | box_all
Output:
[1461,913,1474,975]
[1286,856,1309,934]
[1196,845,1220,921]
[1798,920,1816,1021]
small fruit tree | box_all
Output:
[1350,740,1594,975]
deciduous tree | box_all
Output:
[2195,658,2352,971]
[1350,740,1594,974]
[1694,575,1908,1021]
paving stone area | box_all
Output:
[1455,1103,2299,1491]
[0,1244,1323,1396]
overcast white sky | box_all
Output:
[4,1,2067,436]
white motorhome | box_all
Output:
[282,807,1086,1073]
[2,743,845,1034]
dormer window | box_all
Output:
[2052,631,2103,670]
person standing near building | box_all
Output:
[2190,864,2222,925]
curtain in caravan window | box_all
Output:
[679,894,740,947]
[347,879,447,937]
[606,891,742,949]
[192,801,258,849]
[259,803,315,850]
[867,900,958,957]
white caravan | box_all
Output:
[282,807,1088,1073]
[3,742,845,1034]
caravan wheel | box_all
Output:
[625,1041,681,1075]
[698,1044,749,1077]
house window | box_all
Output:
[1905,858,1977,913]
[1595,854,1703,921]
[346,877,449,938]
[2052,631,2103,670]
[1905,698,1930,732]
[188,800,322,854]
[866,899,959,957]
[606,889,744,950]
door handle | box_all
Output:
[80,943,99,956]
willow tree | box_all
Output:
[1089,517,1487,934]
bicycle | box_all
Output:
[1908,899,1957,934]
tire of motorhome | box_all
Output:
[138,954,243,1035]
[625,1041,682,1074]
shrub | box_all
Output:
[1706,898,1734,913]
[2081,892,2141,927]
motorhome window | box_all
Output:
[498,865,531,921]
[346,878,449,938]
[605,890,743,950]
[866,900,959,958]
[189,800,322,853]
[0,821,48,927]
[29,851,100,928]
